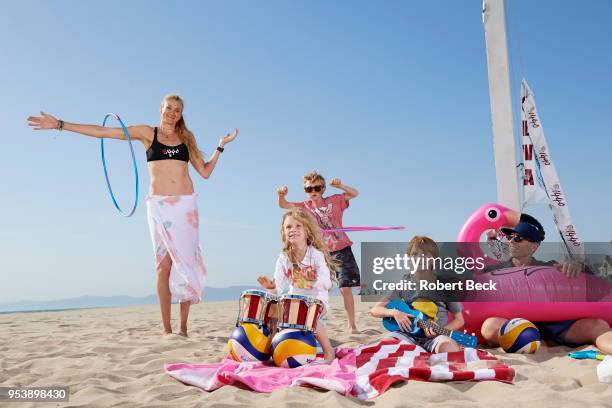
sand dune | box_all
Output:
[1,297,610,407]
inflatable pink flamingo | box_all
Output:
[456,203,521,270]
[457,203,612,341]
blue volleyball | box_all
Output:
[271,329,317,368]
[228,323,271,362]
[499,318,541,354]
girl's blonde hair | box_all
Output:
[161,94,204,163]
[280,208,337,281]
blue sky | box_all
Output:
[1,0,611,302]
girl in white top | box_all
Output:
[258,208,336,362]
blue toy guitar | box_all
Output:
[383,300,478,349]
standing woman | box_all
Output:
[27,94,238,337]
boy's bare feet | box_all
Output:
[347,326,360,334]
[177,331,188,338]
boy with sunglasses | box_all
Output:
[481,214,612,353]
[277,171,361,333]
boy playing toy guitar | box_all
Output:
[370,236,471,352]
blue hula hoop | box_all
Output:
[100,113,139,217]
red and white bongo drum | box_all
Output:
[237,289,277,329]
[263,295,279,334]
[278,294,324,333]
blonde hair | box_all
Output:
[407,235,439,258]
[280,208,337,281]
[303,171,326,185]
[161,94,204,163]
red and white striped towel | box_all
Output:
[353,338,515,400]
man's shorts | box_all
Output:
[536,320,585,348]
[330,246,361,288]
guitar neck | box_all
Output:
[416,319,452,337]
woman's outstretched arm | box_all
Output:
[27,111,150,142]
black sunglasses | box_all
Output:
[304,185,324,193]
[507,234,530,243]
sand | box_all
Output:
[1,297,610,408]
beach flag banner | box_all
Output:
[521,79,585,260]
[520,82,548,207]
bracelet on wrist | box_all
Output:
[216,146,224,153]
[58,120,64,131]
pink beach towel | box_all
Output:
[165,348,356,396]
[165,339,514,400]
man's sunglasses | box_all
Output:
[304,185,324,193]
[506,234,531,243]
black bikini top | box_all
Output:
[146,127,190,162]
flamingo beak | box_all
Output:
[503,209,521,228]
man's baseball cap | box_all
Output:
[501,221,543,243]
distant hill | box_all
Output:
[0,286,347,313]
[0,286,253,313]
